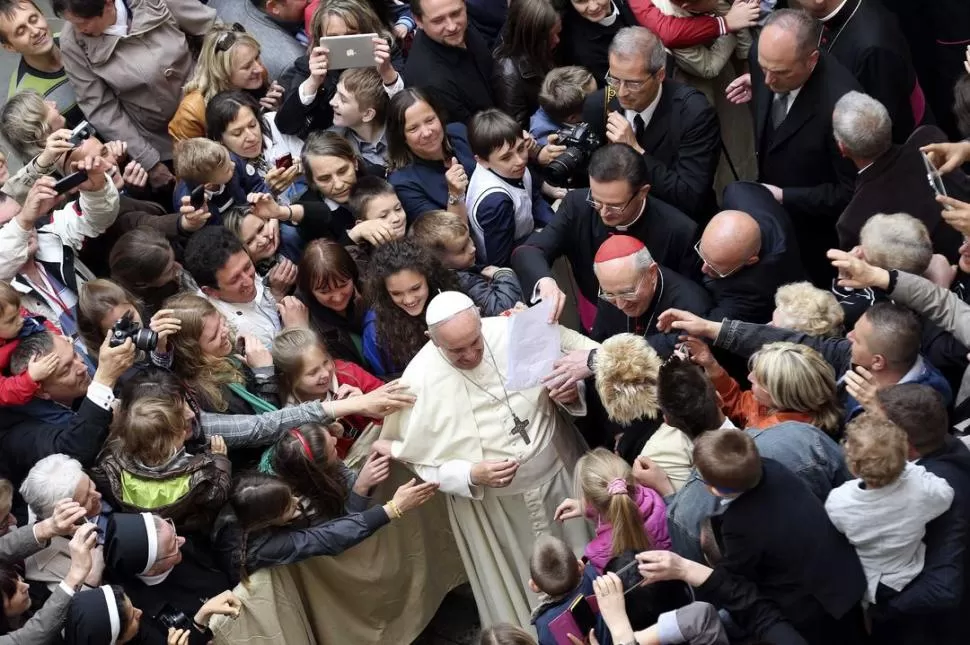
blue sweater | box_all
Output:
[389,122,477,224]
[173,153,268,227]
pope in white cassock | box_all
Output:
[374,292,600,630]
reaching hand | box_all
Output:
[470,459,519,488]
[632,455,674,497]
[337,380,416,418]
[938,195,970,236]
[554,498,582,522]
[240,334,273,369]
[247,192,283,220]
[194,590,242,627]
[656,309,720,339]
[38,128,75,168]
[27,352,60,383]
[349,218,398,246]
[827,249,890,290]
[636,550,687,584]
[93,335,136,388]
[390,478,438,513]
[277,295,309,329]
[209,435,228,456]
[334,383,363,400]
[535,277,567,323]
[259,81,284,113]
[725,73,753,104]
[121,160,148,188]
[542,349,593,397]
[921,141,970,175]
[356,452,392,493]
[148,308,181,354]
[677,335,717,371]
[64,523,100,589]
[725,0,760,32]
[267,258,298,300]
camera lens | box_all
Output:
[132,328,159,353]
[545,148,587,188]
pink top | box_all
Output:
[584,484,671,573]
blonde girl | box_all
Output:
[554,448,671,573]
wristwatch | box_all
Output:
[447,193,464,206]
[586,348,598,373]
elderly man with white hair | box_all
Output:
[20,454,109,592]
[833,90,968,258]
[373,291,599,631]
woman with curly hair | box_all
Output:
[361,238,461,377]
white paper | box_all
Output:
[505,298,561,391]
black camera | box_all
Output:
[153,603,194,632]
[68,120,95,147]
[108,311,158,352]
[545,122,603,188]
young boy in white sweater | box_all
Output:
[825,413,954,604]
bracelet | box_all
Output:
[387,500,403,519]
[886,269,899,294]
[447,193,464,206]
[284,205,293,222]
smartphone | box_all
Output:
[189,184,206,209]
[319,33,378,70]
[235,337,247,357]
[153,603,193,632]
[53,170,88,195]
[921,150,951,208]
[569,596,597,636]
[275,153,293,170]
[68,120,95,147]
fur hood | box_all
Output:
[594,334,662,425]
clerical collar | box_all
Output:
[821,0,851,22]
[857,161,874,175]
[613,198,647,232]
[104,0,129,37]
[624,85,663,132]
[598,3,620,26]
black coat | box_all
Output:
[510,189,698,305]
[403,26,494,124]
[837,125,969,260]
[699,459,866,644]
[492,54,547,129]
[750,46,861,286]
[301,289,370,369]
[874,435,970,645]
[591,265,712,357]
[707,181,804,323]
[583,82,720,221]
[820,0,923,142]
[559,0,637,86]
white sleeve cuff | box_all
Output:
[58,581,76,597]
[657,609,686,644]
[383,74,404,97]
[410,460,482,499]
[298,80,318,106]
[85,381,116,410]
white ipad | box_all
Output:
[320,33,378,70]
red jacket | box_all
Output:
[332,359,385,458]
[0,309,60,406]
[627,0,723,49]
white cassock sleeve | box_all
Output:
[389,440,484,499]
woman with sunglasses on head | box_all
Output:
[168,24,285,142]
[276,0,405,139]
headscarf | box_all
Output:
[63,586,121,645]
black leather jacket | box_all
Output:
[492,55,546,128]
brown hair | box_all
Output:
[297,238,361,297]
[339,67,389,125]
[0,479,12,514]
[77,279,141,353]
[478,624,538,645]
[528,534,580,597]
[309,0,392,46]
[876,383,948,455]
[386,88,453,171]
[173,138,231,185]
[163,293,242,411]
[271,327,330,403]
[0,281,20,313]
[692,429,762,492]
[575,448,650,558]
[538,66,596,124]
[109,395,189,467]
[271,425,349,521]
[843,413,908,488]
[494,0,559,73]
[408,209,469,256]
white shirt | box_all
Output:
[624,85,664,133]
[821,0,850,22]
[776,86,801,117]
[205,278,281,349]
[104,0,129,37]
[598,2,620,26]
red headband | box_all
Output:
[289,429,313,460]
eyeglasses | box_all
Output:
[155,517,182,563]
[605,72,655,92]
[215,23,247,54]
[694,240,745,279]
[586,190,638,216]
[598,275,646,302]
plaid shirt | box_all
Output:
[199,400,330,449]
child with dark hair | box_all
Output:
[466,108,554,267]
[527,534,598,645]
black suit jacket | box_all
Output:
[510,189,698,305]
[821,0,923,142]
[750,48,861,284]
[706,181,805,323]
[837,125,969,260]
[403,26,494,124]
[701,460,866,637]
[582,81,720,221]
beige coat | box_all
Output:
[58,0,216,170]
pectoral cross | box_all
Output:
[511,414,531,445]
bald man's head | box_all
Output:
[697,210,762,279]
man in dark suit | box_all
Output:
[698,181,804,323]
[582,26,720,222]
[639,429,866,645]
[794,0,925,143]
[726,8,861,286]
[833,91,968,260]
[511,144,698,322]
[404,0,494,123]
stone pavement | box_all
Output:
[413,585,482,645]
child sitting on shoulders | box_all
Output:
[272,326,384,459]
[825,413,954,605]
[466,109,554,268]
[0,282,59,405]
[173,138,266,227]
[530,66,598,146]
[555,448,671,573]
[410,209,522,317]
[528,534,598,645]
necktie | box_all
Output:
[771,92,790,129]
[633,114,646,144]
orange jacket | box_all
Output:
[712,369,813,430]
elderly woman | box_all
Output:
[772,282,845,337]
[169,24,284,142]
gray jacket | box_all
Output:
[206,0,307,80]
[0,586,73,645]
[0,524,46,563]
